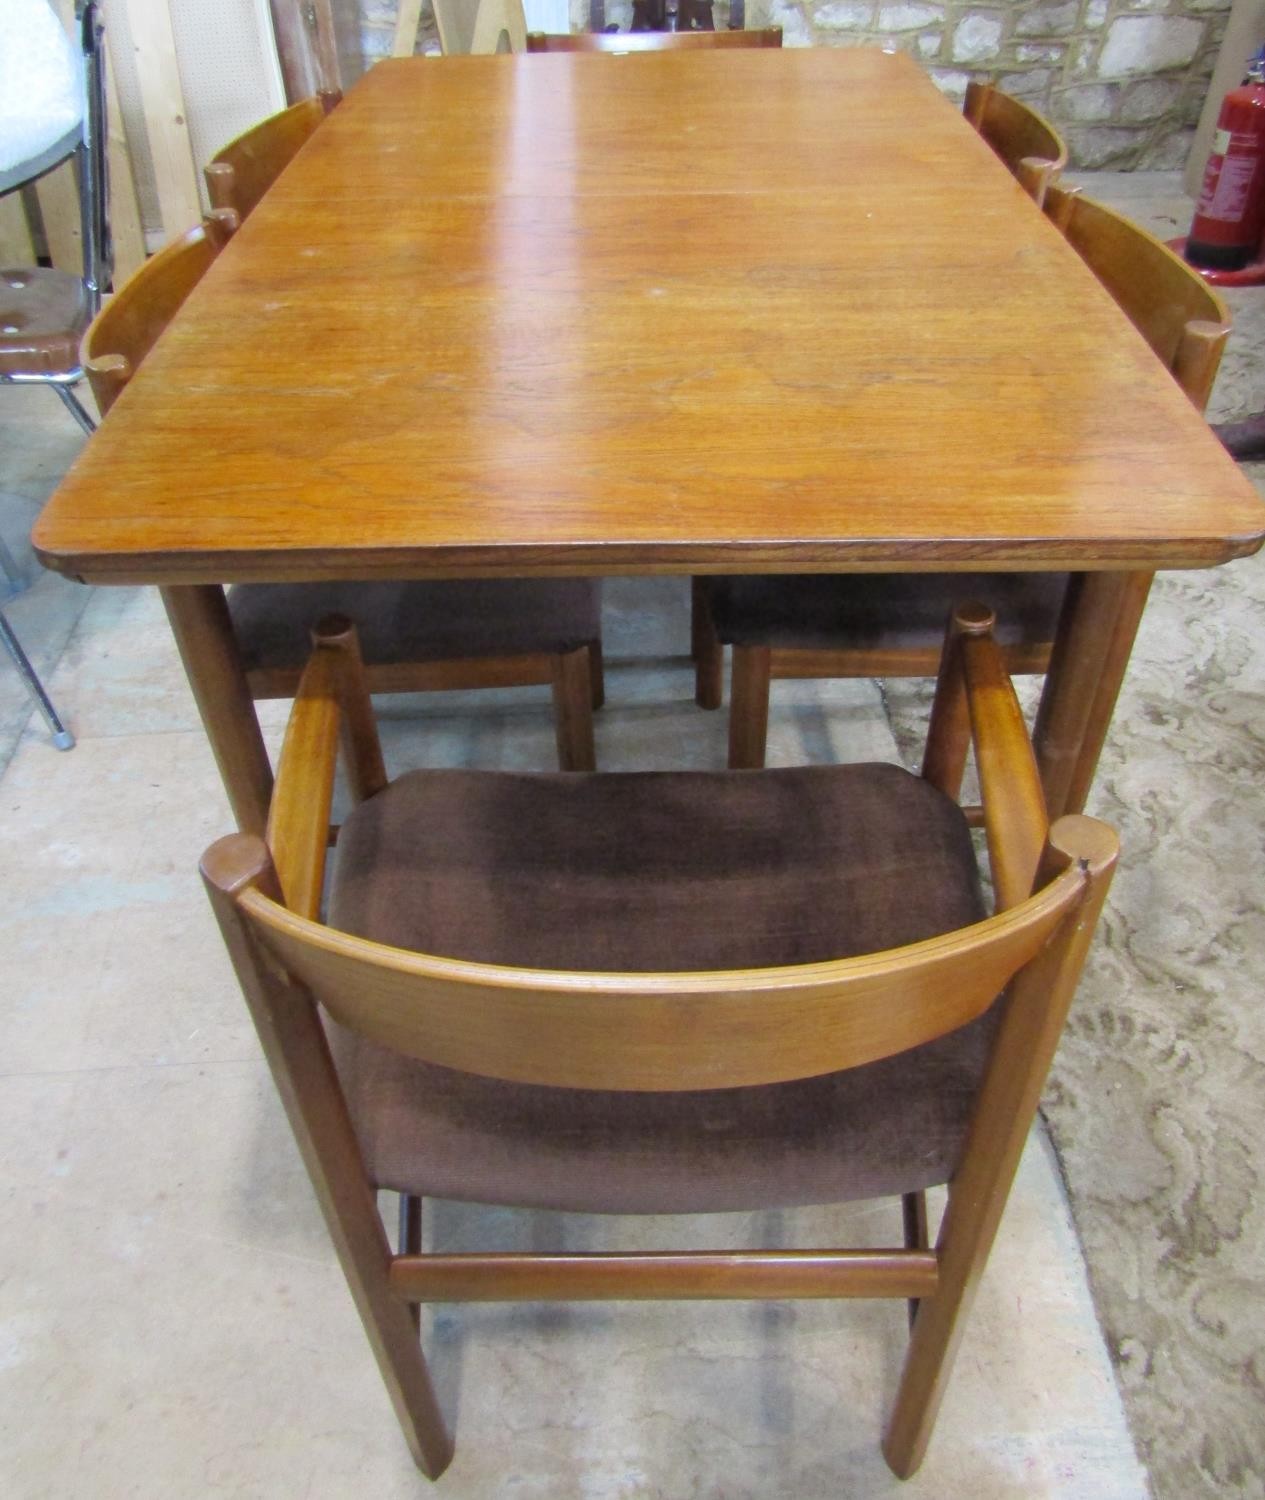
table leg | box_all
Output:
[161,584,273,836]
[1033,571,1152,821]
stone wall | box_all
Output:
[354,0,1236,168]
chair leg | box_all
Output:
[399,1194,423,1332]
[692,578,723,709]
[728,645,771,768]
[902,1190,929,1331]
[0,609,75,749]
[51,381,97,436]
[551,646,597,771]
[588,637,605,710]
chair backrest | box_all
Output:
[526,26,782,50]
[205,612,1113,1095]
[204,91,341,223]
[1044,183,1231,412]
[434,0,527,53]
[964,80,1067,205]
[81,210,237,416]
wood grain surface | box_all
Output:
[35,49,1265,584]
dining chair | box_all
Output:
[204,91,343,223]
[81,217,603,771]
[433,0,527,54]
[526,24,781,48]
[203,601,1118,1481]
[695,182,1231,776]
[964,80,1067,207]
[0,0,110,436]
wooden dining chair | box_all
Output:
[81,218,603,771]
[526,24,782,49]
[433,0,527,54]
[964,80,1067,207]
[695,183,1231,776]
[204,92,342,223]
[203,602,1117,1481]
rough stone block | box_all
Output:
[1099,16,1204,77]
[917,30,943,56]
[1084,0,1108,28]
[875,3,945,33]
[814,1,876,28]
[1015,2,1078,37]
[1059,83,1118,121]
[1120,77,1183,121]
[999,68,1055,95]
[930,65,972,93]
[1016,43,1065,62]
[1064,123,1149,166]
[953,12,1003,62]
[1139,125,1195,167]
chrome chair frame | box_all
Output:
[0,0,112,436]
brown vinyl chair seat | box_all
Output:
[229,577,602,673]
[702,571,1068,654]
[0,267,93,376]
[327,762,990,1215]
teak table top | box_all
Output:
[34,48,1265,585]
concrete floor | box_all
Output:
[0,172,1226,1498]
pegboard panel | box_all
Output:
[106,0,285,240]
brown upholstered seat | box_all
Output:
[328,764,989,1213]
[0,267,93,377]
[703,571,1068,654]
[230,577,601,673]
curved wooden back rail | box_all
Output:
[1044,182,1231,410]
[81,210,239,417]
[204,91,341,223]
[526,26,782,49]
[964,79,1067,205]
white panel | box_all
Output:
[523,0,570,30]
[107,0,284,238]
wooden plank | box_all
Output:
[33,162,83,275]
[122,0,201,243]
[393,0,425,56]
[103,2,146,283]
[0,195,36,266]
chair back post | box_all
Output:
[882,811,1117,1476]
[266,616,386,919]
[1173,317,1232,412]
[962,78,992,129]
[200,833,454,1479]
[922,601,989,798]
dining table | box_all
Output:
[32,45,1265,838]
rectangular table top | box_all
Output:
[34,48,1265,585]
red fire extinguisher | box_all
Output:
[1186,49,1265,270]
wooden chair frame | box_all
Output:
[80,210,602,773]
[203,604,1117,1480]
[695,183,1231,776]
[964,80,1067,208]
[204,91,343,223]
[526,26,782,50]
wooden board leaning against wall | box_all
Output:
[0,0,341,291]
